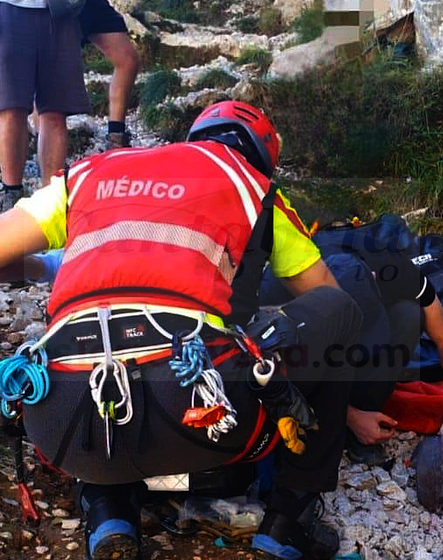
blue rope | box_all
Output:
[169,335,207,387]
[0,354,50,419]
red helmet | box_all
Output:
[187,100,280,178]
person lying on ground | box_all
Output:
[260,225,443,466]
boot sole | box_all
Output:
[88,533,140,560]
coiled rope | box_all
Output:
[169,334,237,441]
[0,343,49,419]
[169,335,207,387]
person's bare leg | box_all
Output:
[38,112,67,186]
[0,108,29,185]
[90,32,140,123]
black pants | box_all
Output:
[272,286,362,492]
[350,299,424,411]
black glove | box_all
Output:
[250,367,318,454]
[246,306,299,352]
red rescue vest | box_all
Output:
[48,141,274,323]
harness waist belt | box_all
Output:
[46,307,225,362]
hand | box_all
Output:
[347,405,397,445]
[246,307,299,352]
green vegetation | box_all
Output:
[139,0,233,25]
[265,57,443,192]
[195,69,238,90]
[140,68,182,107]
[83,44,114,74]
[292,0,324,44]
[235,5,286,35]
[141,0,199,23]
[235,15,259,34]
[87,81,109,116]
[141,102,201,142]
[235,48,273,74]
[139,68,202,140]
[257,7,285,36]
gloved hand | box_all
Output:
[250,367,319,454]
[28,250,63,283]
[246,306,299,352]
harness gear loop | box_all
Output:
[190,369,238,442]
[88,306,133,436]
[143,306,204,341]
[169,334,238,442]
[0,341,50,419]
[98,306,113,372]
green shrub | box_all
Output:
[139,69,185,137]
[83,44,114,74]
[142,0,199,23]
[292,0,324,44]
[235,15,259,34]
[141,102,201,142]
[257,7,285,36]
[195,69,238,90]
[139,0,233,25]
[140,68,182,108]
[235,48,273,74]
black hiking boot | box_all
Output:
[252,493,339,560]
[80,483,146,560]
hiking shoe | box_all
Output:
[105,131,131,150]
[252,495,339,560]
[346,430,387,467]
[84,495,141,560]
[0,187,23,212]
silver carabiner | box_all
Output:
[89,359,133,425]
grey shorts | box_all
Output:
[0,4,91,115]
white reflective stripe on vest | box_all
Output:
[68,168,94,205]
[223,145,266,200]
[67,159,91,181]
[105,148,151,159]
[63,219,226,267]
[186,144,260,228]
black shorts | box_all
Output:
[0,4,90,115]
[79,0,127,40]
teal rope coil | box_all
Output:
[0,353,50,419]
[169,335,207,387]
